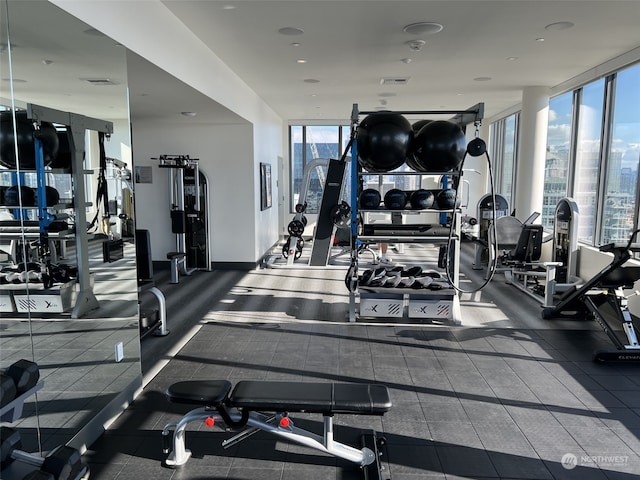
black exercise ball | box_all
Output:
[412,120,466,172]
[4,185,37,206]
[37,186,60,207]
[0,111,59,169]
[384,189,408,210]
[412,119,432,133]
[435,189,460,210]
[359,188,381,209]
[51,129,73,170]
[409,189,435,210]
[357,112,412,172]
[406,120,433,170]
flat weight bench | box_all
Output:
[162,380,392,478]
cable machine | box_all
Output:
[157,155,206,282]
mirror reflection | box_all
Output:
[0,0,141,452]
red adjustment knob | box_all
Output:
[279,417,290,428]
[204,417,215,427]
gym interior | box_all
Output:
[1,1,640,479]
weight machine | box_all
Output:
[472,193,509,270]
[157,155,205,282]
[542,229,640,363]
[490,198,579,307]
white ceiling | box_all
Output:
[161,0,640,121]
[3,1,640,124]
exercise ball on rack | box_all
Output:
[409,189,435,209]
[0,111,59,169]
[36,185,61,207]
[435,189,460,210]
[359,188,381,209]
[357,112,412,172]
[406,120,432,170]
[384,189,408,210]
[51,129,73,170]
[412,120,466,172]
[4,185,37,206]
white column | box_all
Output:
[515,86,550,220]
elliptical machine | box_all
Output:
[542,229,640,362]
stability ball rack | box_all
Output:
[346,103,484,323]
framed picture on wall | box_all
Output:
[260,162,272,210]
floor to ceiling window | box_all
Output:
[490,113,519,211]
[573,79,606,244]
[601,64,640,244]
[289,125,348,214]
[543,92,573,230]
[540,61,640,246]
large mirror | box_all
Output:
[0,0,140,453]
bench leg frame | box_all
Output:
[162,407,376,468]
[362,430,388,480]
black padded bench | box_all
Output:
[162,380,391,478]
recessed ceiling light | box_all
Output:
[42,59,54,65]
[291,42,301,47]
[401,58,412,64]
[535,37,545,42]
[181,111,197,117]
[278,27,304,36]
[296,59,307,64]
[473,76,492,82]
[403,22,443,35]
[222,4,236,10]
[545,21,574,31]
[506,56,518,61]
[304,78,320,83]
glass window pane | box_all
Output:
[303,126,339,214]
[601,65,640,244]
[306,126,339,160]
[574,79,605,244]
[290,125,303,210]
[499,115,517,207]
[543,92,573,229]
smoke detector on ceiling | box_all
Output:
[406,40,426,52]
[380,77,410,86]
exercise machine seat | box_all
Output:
[510,224,543,262]
[229,381,391,415]
[166,380,232,407]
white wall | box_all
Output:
[53,0,284,265]
[131,121,271,264]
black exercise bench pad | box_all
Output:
[166,380,232,407]
[229,381,392,415]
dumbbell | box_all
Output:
[0,359,40,407]
[0,427,86,480]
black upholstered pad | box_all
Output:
[600,266,640,288]
[165,380,232,406]
[229,381,392,415]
